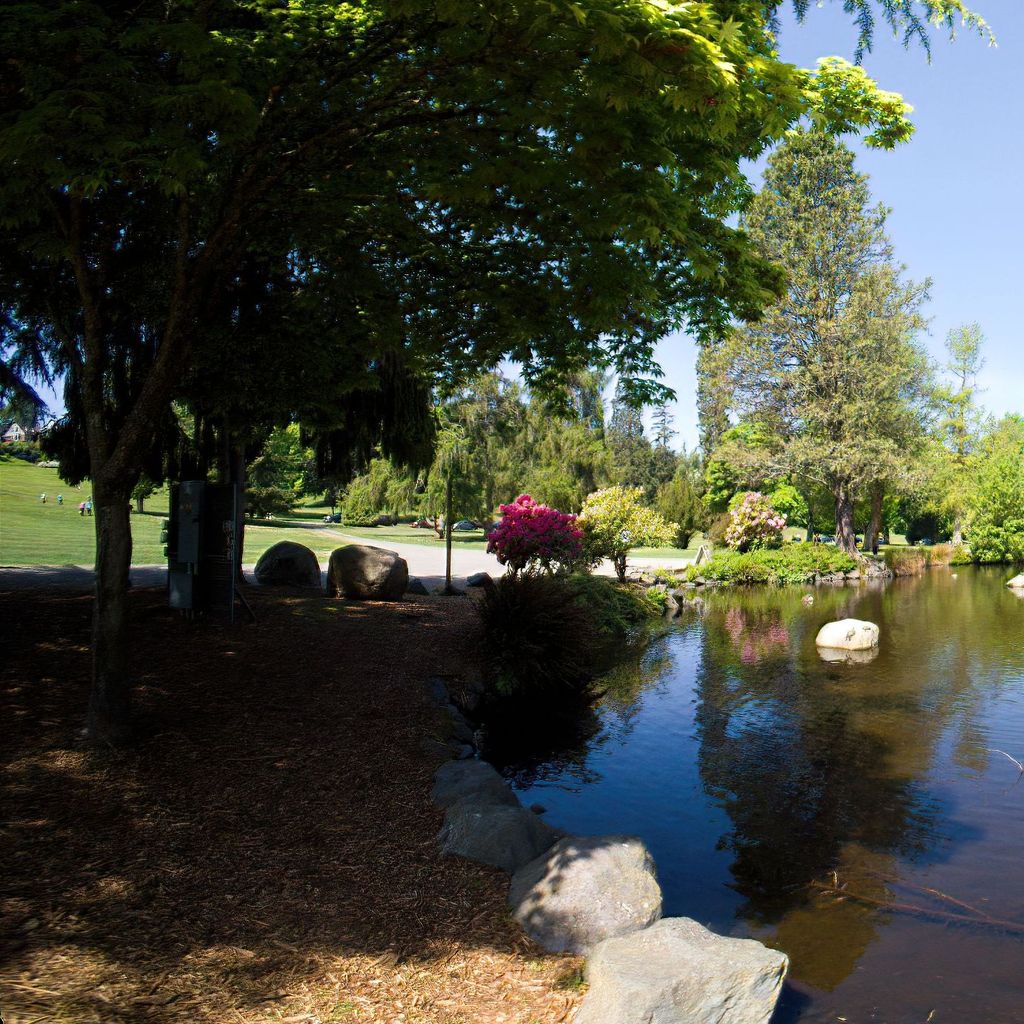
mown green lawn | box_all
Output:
[0,458,345,567]
[1,457,701,566]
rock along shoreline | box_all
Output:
[425,675,789,1024]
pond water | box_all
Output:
[489,567,1024,1024]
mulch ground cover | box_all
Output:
[0,587,583,1024]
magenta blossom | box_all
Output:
[487,494,583,576]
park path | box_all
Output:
[324,528,694,583]
[0,526,692,592]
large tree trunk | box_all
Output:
[952,516,963,547]
[86,481,134,743]
[444,474,454,594]
[834,484,858,558]
[228,442,247,583]
[865,483,884,554]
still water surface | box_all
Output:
[493,567,1024,1024]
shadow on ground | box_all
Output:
[0,587,584,1024]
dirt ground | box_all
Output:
[0,586,583,1024]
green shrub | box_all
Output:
[245,485,293,517]
[477,574,661,698]
[477,574,601,697]
[950,543,973,565]
[3,441,40,463]
[578,486,675,581]
[685,544,857,586]
[568,573,663,637]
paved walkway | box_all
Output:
[0,530,693,592]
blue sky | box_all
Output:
[654,0,1022,450]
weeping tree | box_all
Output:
[0,0,985,741]
[429,422,473,595]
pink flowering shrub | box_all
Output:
[724,492,787,552]
[486,494,583,576]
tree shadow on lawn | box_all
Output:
[0,588,582,1024]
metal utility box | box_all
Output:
[167,480,242,620]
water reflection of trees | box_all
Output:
[695,610,937,923]
[691,567,1023,989]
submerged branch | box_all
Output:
[810,879,1024,936]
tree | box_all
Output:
[0,0,982,740]
[431,422,474,594]
[711,132,933,556]
[131,476,157,515]
[578,486,676,581]
[966,416,1024,564]
[936,323,985,545]
[703,421,780,513]
[608,385,656,498]
[656,454,705,549]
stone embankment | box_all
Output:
[425,676,789,1024]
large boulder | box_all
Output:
[815,618,879,651]
[253,541,322,587]
[1007,573,1024,590]
[508,835,662,953]
[439,803,557,874]
[576,917,788,1024]
[432,760,519,811]
[327,544,408,600]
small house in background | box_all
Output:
[2,423,30,443]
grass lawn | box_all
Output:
[0,458,169,565]
[0,458,347,567]
[1,457,701,566]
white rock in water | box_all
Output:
[815,618,879,650]
[1007,573,1024,590]
[817,646,879,665]
[576,917,788,1024]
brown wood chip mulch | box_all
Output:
[0,587,583,1024]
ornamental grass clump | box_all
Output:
[477,574,663,699]
[485,494,583,576]
[725,492,787,552]
[477,574,601,698]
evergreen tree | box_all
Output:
[711,131,932,556]
[608,385,656,498]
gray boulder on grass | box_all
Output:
[508,835,662,953]
[439,802,558,873]
[576,917,788,1024]
[432,759,519,810]
[327,544,408,600]
[253,541,322,587]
